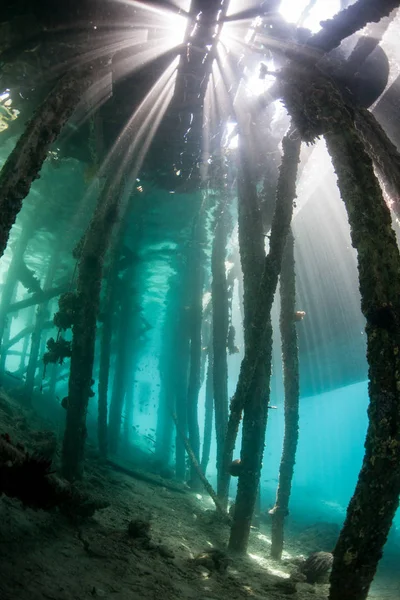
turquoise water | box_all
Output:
[262,380,400,576]
[264,381,369,520]
[0,3,399,596]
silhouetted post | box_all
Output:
[108,268,135,455]
[201,346,214,474]
[228,129,301,553]
[186,216,205,488]
[62,178,121,481]
[281,53,400,597]
[175,270,191,481]
[355,107,400,218]
[270,230,300,559]
[323,96,400,600]
[0,62,103,258]
[25,249,59,402]
[211,200,230,501]
[123,372,135,448]
[306,0,400,54]
[220,144,266,507]
[18,306,35,373]
[155,276,179,465]
[97,256,119,460]
[0,222,33,357]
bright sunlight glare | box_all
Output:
[244,61,277,98]
[226,0,256,17]
[279,0,341,33]
[248,552,291,578]
[224,122,238,150]
[113,0,187,44]
[71,56,178,231]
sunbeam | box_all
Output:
[113,0,189,24]
[280,0,341,32]
[1,3,400,598]
[70,55,179,231]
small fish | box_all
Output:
[294,310,306,321]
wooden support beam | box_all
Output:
[2,321,54,351]
[7,285,69,314]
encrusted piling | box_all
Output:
[270,230,300,559]
[228,129,301,553]
[283,65,400,600]
[325,120,400,600]
[0,62,103,258]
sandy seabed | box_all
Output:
[0,391,398,600]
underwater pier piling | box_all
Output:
[355,107,400,217]
[279,55,400,598]
[218,141,266,509]
[211,194,230,501]
[174,268,191,482]
[0,2,399,596]
[0,60,106,259]
[269,229,300,560]
[0,222,34,357]
[97,250,119,460]
[325,120,400,600]
[155,0,229,184]
[306,0,400,53]
[186,214,206,490]
[228,129,301,553]
[108,265,136,456]
[61,177,123,481]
